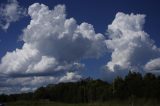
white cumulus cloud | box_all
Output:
[105,12,160,72]
[0,3,106,93]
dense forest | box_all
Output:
[1,71,160,103]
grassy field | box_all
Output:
[6,100,160,106]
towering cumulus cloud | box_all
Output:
[0,0,26,30]
[0,3,106,93]
[105,12,160,72]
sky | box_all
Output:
[0,0,160,94]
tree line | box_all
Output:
[1,71,160,103]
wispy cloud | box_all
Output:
[0,0,26,30]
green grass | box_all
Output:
[6,99,160,106]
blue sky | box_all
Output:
[0,0,160,93]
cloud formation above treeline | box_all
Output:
[0,1,160,94]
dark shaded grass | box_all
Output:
[6,99,160,106]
